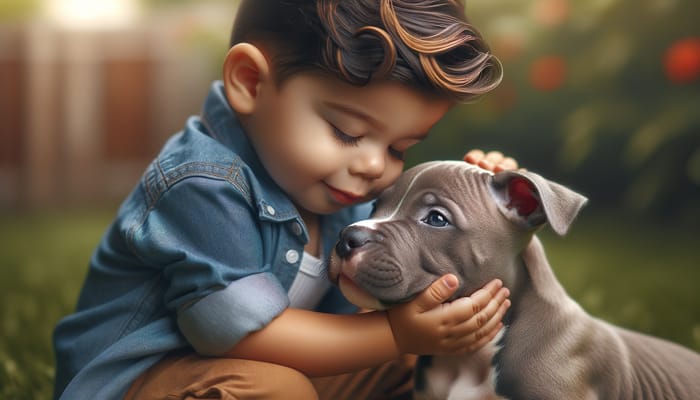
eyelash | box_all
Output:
[332,126,360,146]
[331,125,405,161]
[389,148,405,161]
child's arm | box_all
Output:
[226,275,509,377]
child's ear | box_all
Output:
[222,43,271,115]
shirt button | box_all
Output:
[291,222,303,236]
[285,249,300,264]
[266,205,276,216]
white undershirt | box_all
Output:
[287,251,332,310]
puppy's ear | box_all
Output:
[489,170,588,236]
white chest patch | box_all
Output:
[415,329,509,400]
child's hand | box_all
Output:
[386,274,510,355]
[464,149,518,173]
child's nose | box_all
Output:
[350,147,385,179]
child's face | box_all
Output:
[244,72,453,216]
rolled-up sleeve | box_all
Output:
[129,174,289,355]
[177,272,289,355]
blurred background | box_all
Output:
[1,0,698,398]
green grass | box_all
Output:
[540,214,700,352]
[0,209,698,399]
[0,209,114,400]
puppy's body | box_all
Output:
[328,161,700,400]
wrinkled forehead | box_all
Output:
[374,161,493,213]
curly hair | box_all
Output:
[230,0,502,102]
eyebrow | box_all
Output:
[325,101,383,128]
[324,101,429,140]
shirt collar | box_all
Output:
[199,81,301,224]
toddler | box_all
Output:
[53,1,515,399]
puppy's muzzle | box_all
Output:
[335,225,376,259]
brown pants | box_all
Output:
[124,349,416,400]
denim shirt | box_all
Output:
[53,81,368,400]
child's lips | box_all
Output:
[325,183,364,205]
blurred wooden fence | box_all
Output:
[0,22,213,209]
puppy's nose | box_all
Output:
[335,226,373,259]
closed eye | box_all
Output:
[388,147,404,161]
[421,210,450,227]
[331,122,408,160]
[332,125,360,146]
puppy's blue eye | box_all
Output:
[422,210,450,227]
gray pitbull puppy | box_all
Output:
[328,160,700,400]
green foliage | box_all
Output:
[409,0,700,223]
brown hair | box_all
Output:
[230,0,502,102]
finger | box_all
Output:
[463,321,505,353]
[441,319,504,354]
[494,157,518,172]
[468,294,510,335]
[484,151,505,164]
[450,298,510,353]
[412,274,459,313]
[451,288,510,335]
[464,279,505,310]
[476,151,503,172]
[470,299,510,347]
[463,149,485,164]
